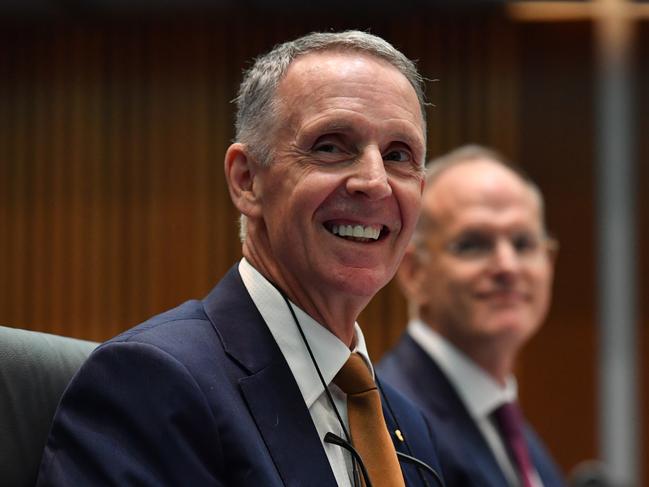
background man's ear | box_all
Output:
[396,245,426,306]
[546,236,560,264]
[224,143,262,218]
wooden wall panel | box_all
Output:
[518,20,649,482]
[516,21,599,476]
[0,20,244,340]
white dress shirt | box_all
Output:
[408,319,543,487]
[239,258,373,487]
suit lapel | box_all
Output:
[381,403,424,486]
[402,336,511,486]
[203,266,336,487]
[525,426,564,487]
[240,361,336,487]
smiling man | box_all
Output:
[378,145,565,487]
[38,31,442,486]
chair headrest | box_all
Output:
[0,326,98,487]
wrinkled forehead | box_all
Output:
[277,50,426,126]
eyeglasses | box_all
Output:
[446,230,558,262]
[324,432,445,487]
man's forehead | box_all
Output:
[424,160,542,225]
[280,49,407,92]
[275,49,425,140]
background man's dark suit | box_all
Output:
[378,333,564,487]
[38,267,442,486]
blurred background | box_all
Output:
[0,0,646,485]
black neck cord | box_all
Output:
[276,288,363,486]
[274,285,444,487]
[277,290,352,444]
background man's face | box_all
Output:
[415,160,554,353]
[252,50,425,302]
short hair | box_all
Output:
[234,30,428,242]
[411,144,548,254]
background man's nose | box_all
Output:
[491,240,521,275]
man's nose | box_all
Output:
[491,240,521,274]
[345,148,392,200]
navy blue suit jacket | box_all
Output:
[378,333,565,487]
[38,267,442,486]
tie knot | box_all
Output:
[333,353,376,395]
[492,401,524,439]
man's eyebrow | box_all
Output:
[388,130,425,149]
[308,120,357,135]
[300,118,425,150]
[454,229,489,238]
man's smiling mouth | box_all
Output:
[324,222,387,242]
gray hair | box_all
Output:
[411,144,548,254]
[234,30,428,242]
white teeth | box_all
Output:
[364,226,380,239]
[330,223,381,240]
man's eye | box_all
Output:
[314,143,341,153]
[448,236,492,257]
[449,237,493,257]
[383,149,411,162]
[512,234,540,254]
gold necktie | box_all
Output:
[333,353,405,487]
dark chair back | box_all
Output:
[0,325,98,487]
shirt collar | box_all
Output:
[408,319,517,419]
[238,258,372,408]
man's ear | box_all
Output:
[224,143,263,218]
[546,237,560,264]
[396,245,426,306]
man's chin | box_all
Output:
[481,316,537,342]
[326,266,391,299]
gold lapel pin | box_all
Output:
[395,429,404,442]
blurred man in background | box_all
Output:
[378,145,565,487]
